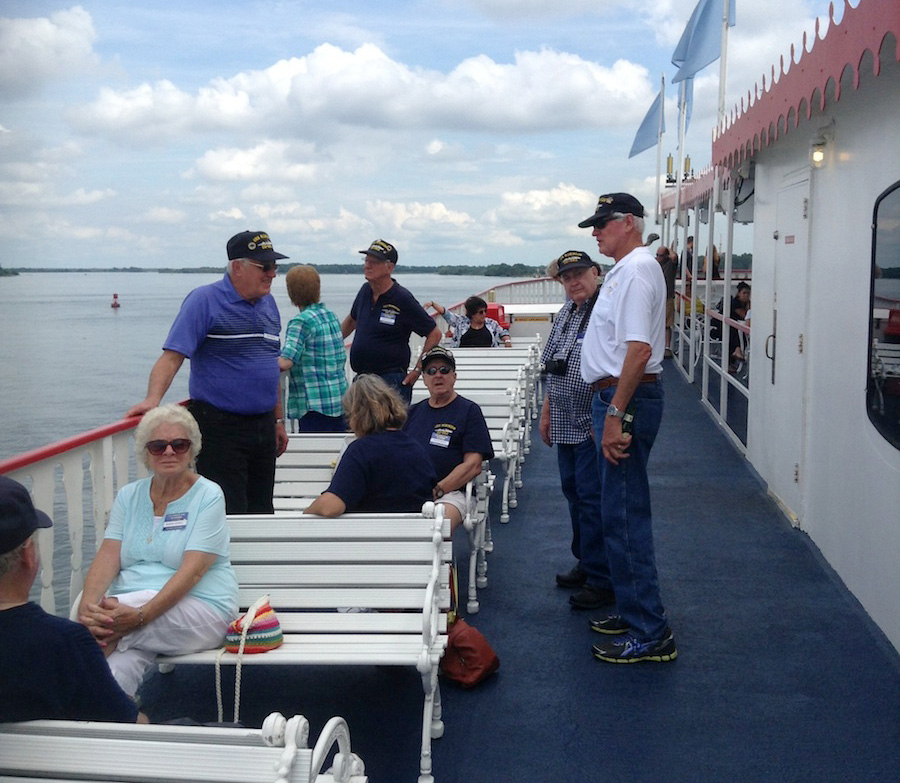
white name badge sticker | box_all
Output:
[162,512,188,531]
[379,309,397,326]
[430,432,451,448]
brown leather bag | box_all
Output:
[440,619,500,688]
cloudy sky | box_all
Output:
[1,0,839,269]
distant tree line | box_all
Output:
[6,256,755,275]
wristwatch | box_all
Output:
[606,404,626,420]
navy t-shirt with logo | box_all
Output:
[349,281,436,374]
[404,395,494,480]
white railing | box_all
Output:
[0,420,147,618]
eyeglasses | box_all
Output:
[424,366,453,375]
[146,439,192,456]
[244,260,278,273]
[593,215,624,231]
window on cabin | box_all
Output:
[868,180,900,449]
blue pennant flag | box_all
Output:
[628,89,665,159]
[678,78,694,133]
[672,0,736,83]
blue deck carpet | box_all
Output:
[139,368,900,782]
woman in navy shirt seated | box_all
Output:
[305,374,436,515]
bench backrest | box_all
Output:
[1,725,313,783]
[224,513,451,624]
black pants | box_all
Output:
[187,400,277,514]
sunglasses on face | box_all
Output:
[146,439,192,456]
[593,215,624,231]
[424,366,453,375]
[244,260,278,273]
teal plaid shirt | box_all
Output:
[281,303,348,419]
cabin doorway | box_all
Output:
[764,172,811,525]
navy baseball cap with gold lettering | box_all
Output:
[359,239,398,264]
[226,231,288,262]
[578,193,645,228]
[421,345,456,370]
[0,476,52,555]
[547,250,600,278]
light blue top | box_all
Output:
[105,476,238,620]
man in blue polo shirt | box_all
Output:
[127,231,290,514]
[340,239,442,404]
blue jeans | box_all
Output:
[376,371,412,405]
[557,439,611,589]
[591,380,668,640]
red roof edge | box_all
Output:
[711,0,900,170]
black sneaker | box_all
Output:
[569,584,615,610]
[589,614,629,634]
[555,564,587,588]
[592,627,678,663]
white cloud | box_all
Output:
[0,6,98,98]
[73,43,656,141]
[209,207,246,222]
[192,141,318,183]
[143,207,187,224]
[0,0,840,267]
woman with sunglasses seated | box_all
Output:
[404,347,494,533]
[78,404,238,698]
[423,296,512,348]
[304,374,436,516]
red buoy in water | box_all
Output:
[111,293,121,308]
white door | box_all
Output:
[766,172,810,524]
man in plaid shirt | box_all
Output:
[539,250,613,611]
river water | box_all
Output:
[0,271,524,461]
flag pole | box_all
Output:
[713,0,731,213]
[655,73,665,223]
[674,80,687,238]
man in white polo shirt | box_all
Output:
[577,192,677,664]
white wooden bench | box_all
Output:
[274,433,352,502]
[275,424,503,615]
[0,711,366,783]
[872,340,900,416]
[155,505,452,783]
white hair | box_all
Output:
[610,211,645,235]
[134,404,202,469]
[0,536,29,577]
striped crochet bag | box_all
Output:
[224,596,283,653]
[215,595,283,722]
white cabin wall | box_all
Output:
[746,57,900,650]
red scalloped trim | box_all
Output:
[711,0,900,170]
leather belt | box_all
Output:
[591,373,659,391]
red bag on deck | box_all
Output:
[440,619,500,688]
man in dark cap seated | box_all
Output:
[0,476,147,723]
